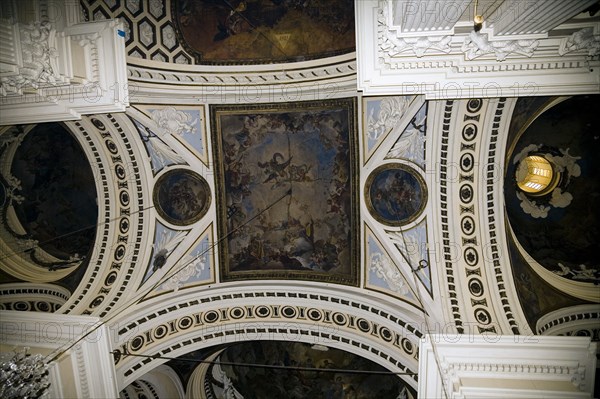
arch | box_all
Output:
[57,113,154,316]
[0,282,70,312]
[536,304,600,338]
[110,283,425,390]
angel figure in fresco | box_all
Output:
[258,152,293,186]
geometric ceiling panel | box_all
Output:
[134,104,209,166]
[142,222,189,285]
[81,0,195,63]
[362,95,418,165]
[364,225,421,308]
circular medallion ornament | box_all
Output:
[459,184,474,203]
[462,123,478,142]
[466,98,483,113]
[153,169,211,226]
[461,215,476,236]
[365,163,427,226]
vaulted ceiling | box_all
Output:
[0,0,599,397]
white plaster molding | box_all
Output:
[0,16,128,125]
[487,0,598,37]
[57,113,154,317]
[418,334,597,399]
[383,34,452,58]
[135,365,185,399]
[536,304,600,336]
[477,98,534,336]
[356,0,600,98]
[461,31,538,61]
[126,53,357,104]
[559,27,600,57]
[0,282,70,312]
[388,0,471,37]
[423,99,466,333]
[0,21,63,96]
[109,281,425,387]
[0,310,119,399]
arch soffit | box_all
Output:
[111,283,425,389]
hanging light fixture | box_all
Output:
[474,0,484,31]
[0,347,50,399]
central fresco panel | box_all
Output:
[211,99,358,285]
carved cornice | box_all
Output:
[426,97,530,336]
[126,53,358,104]
[536,304,600,336]
[0,18,129,125]
[0,283,70,312]
[357,0,600,98]
[419,334,598,398]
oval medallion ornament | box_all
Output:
[365,163,427,226]
[153,169,211,226]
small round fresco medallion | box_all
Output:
[153,169,211,225]
[365,163,427,226]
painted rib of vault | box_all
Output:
[142,222,189,285]
[364,95,417,162]
[385,101,427,170]
[131,117,186,174]
[388,218,433,298]
[365,226,419,307]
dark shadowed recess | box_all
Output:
[167,341,416,398]
[504,95,599,329]
[10,122,98,264]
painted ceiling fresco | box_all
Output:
[504,95,600,284]
[504,95,599,328]
[153,169,211,226]
[213,341,416,399]
[365,163,426,226]
[8,123,98,264]
[173,0,356,64]
[211,99,358,284]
